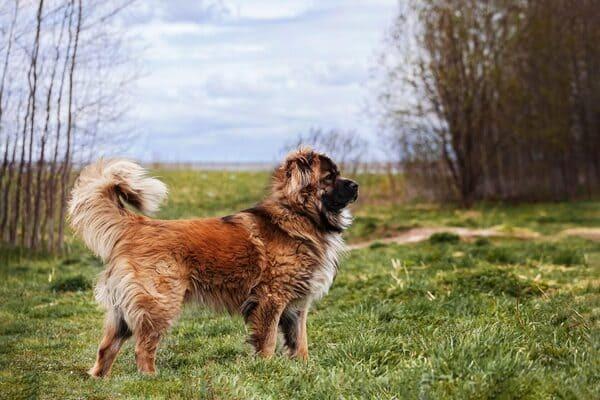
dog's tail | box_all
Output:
[68,159,167,261]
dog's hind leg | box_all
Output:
[134,323,162,375]
[89,311,132,378]
[131,299,182,375]
[129,306,178,375]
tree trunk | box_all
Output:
[57,0,81,253]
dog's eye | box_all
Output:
[322,174,334,184]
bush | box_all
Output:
[429,232,460,244]
[551,247,586,266]
[60,258,80,266]
[474,237,491,246]
[50,275,92,292]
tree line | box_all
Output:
[379,0,599,205]
[0,0,134,254]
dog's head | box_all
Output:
[272,148,358,232]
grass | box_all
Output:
[348,200,600,243]
[1,169,599,399]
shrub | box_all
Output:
[429,232,460,244]
[551,247,586,266]
[50,275,92,292]
[474,237,491,246]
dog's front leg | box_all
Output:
[89,313,132,378]
[280,304,310,361]
[294,306,310,361]
[248,300,285,358]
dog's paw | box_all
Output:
[87,366,104,379]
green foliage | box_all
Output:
[50,274,92,292]
[429,232,460,244]
[474,237,491,246]
[369,241,388,249]
[552,247,587,267]
[352,216,379,237]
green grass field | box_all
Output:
[1,170,599,399]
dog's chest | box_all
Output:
[309,233,346,301]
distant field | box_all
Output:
[151,169,600,242]
[1,169,599,399]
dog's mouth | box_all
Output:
[324,194,357,212]
[322,180,358,212]
[323,198,344,212]
[343,188,359,206]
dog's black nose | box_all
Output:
[347,181,358,191]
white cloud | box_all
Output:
[227,0,317,21]
[119,0,398,162]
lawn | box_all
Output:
[1,170,599,399]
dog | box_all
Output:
[68,148,358,377]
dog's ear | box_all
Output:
[284,148,315,194]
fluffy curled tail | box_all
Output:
[68,159,167,261]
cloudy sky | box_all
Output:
[121,0,398,162]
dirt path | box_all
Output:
[347,226,538,250]
[560,228,600,242]
[347,226,600,250]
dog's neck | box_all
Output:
[255,197,346,242]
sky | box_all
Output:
[120,0,398,163]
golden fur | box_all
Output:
[68,148,357,377]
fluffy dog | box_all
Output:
[68,148,358,377]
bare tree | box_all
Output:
[56,0,80,253]
[22,0,44,247]
[46,0,73,252]
[32,0,67,250]
[285,128,367,174]
[0,0,19,235]
[0,0,137,254]
[379,0,600,205]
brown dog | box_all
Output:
[68,148,358,377]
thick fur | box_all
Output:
[68,159,167,261]
[68,149,356,377]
